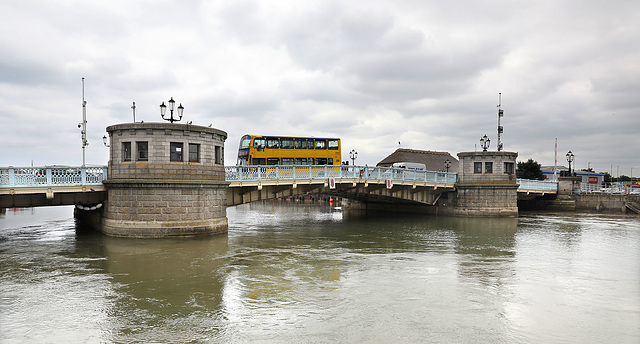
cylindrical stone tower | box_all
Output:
[102,122,228,237]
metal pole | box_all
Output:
[497,93,504,151]
[81,78,88,167]
[554,138,557,182]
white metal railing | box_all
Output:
[517,178,558,192]
[587,183,638,194]
[225,165,458,184]
[580,183,602,193]
[1,165,561,194]
[0,166,108,187]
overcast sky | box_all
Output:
[1,0,638,176]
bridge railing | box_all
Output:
[2,165,558,194]
[517,178,558,192]
[0,166,108,187]
[225,165,458,184]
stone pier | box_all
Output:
[452,151,519,216]
[100,122,228,237]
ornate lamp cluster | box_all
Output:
[566,150,574,175]
[160,97,184,123]
[349,149,358,165]
[480,134,490,152]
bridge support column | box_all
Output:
[101,122,228,238]
[452,151,519,216]
[102,180,228,237]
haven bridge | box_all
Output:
[0,165,557,209]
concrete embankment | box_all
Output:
[540,194,640,214]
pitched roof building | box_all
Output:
[376,148,459,172]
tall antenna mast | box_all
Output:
[497,92,504,151]
[80,77,88,166]
[132,101,136,122]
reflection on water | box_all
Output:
[1,204,639,343]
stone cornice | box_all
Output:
[106,122,227,138]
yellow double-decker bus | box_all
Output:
[236,134,341,165]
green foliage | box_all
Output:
[619,175,631,182]
[516,159,545,180]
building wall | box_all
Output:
[107,123,226,181]
[457,151,518,184]
[542,171,604,185]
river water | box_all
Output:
[1,203,639,343]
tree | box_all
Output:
[516,159,545,180]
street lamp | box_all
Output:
[566,151,574,175]
[160,97,184,123]
[349,149,358,165]
[444,159,451,172]
[480,135,490,152]
[102,135,110,147]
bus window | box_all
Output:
[253,138,265,150]
[267,158,279,165]
[237,157,248,165]
[266,138,279,149]
[307,140,314,150]
[281,158,294,165]
[328,158,333,165]
[281,138,294,149]
[306,158,314,165]
[294,139,306,149]
[315,140,327,149]
[240,135,252,149]
[295,158,307,165]
[252,158,265,165]
[328,139,339,150]
[316,158,327,165]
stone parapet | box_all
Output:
[107,163,225,181]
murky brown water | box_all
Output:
[1,204,639,343]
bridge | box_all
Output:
[0,165,557,209]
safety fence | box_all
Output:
[0,166,108,187]
[1,165,560,194]
[224,165,458,184]
[516,178,558,192]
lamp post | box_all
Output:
[160,97,184,123]
[102,135,110,147]
[566,151,574,175]
[480,135,490,152]
[444,159,451,172]
[349,149,358,166]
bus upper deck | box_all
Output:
[237,134,341,166]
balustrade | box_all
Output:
[2,165,560,193]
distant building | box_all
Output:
[541,165,604,185]
[377,148,459,172]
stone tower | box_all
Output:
[454,151,519,216]
[102,122,228,237]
